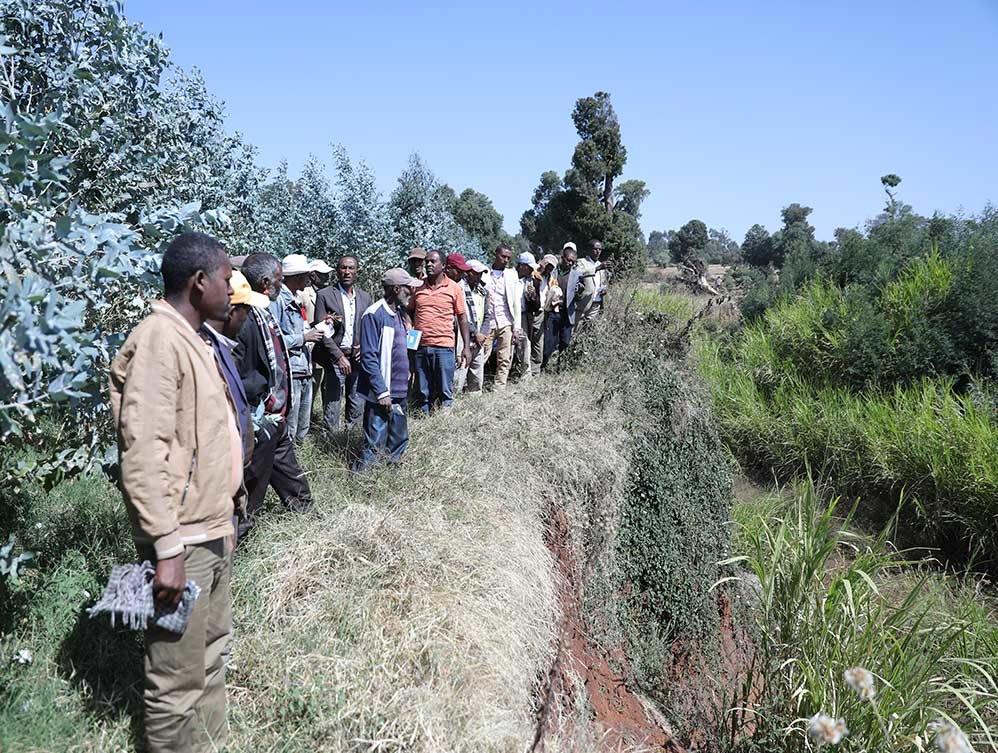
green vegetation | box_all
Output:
[696,274,997,555]
[723,480,998,753]
[519,92,647,263]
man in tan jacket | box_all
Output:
[109,232,240,753]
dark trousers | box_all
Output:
[414,345,455,414]
[321,358,363,431]
[543,311,574,369]
[239,419,312,539]
[352,399,409,471]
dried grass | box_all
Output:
[226,371,629,752]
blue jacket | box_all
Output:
[269,286,311,377]
[200,324,251,459]
[357,299,409,402]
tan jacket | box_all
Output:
[109,302,236,559]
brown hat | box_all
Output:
[407,247,427,260]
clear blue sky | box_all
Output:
[125,0,997,241]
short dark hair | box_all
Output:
[495,244,512,255]
[161,232,226,295]
[426,249,445,264]
[338,255,359,267]
[587,239,601,250]
[242,253,280,293]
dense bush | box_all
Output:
[573,290,733,699]
[750,248,997,389]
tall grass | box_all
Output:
[721,480,998,752]
[698,338,997,556]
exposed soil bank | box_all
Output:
[533,504,683,752]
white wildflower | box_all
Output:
[932,722,972,753]
[12,648,33,665]
[808,713,848,745]
[843,666,877,699]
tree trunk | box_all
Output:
[603,173,614,215]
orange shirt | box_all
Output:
[412,275,466,347]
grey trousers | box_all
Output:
[454,336,485,393]
[322,360,364,431]
[287,375,313,443]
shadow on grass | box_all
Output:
[57,609,145,749]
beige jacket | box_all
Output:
[109,302,236,559]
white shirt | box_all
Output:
[339,284,357,348]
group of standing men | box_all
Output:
[107,231,608,752]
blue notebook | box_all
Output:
[406,329,422,350]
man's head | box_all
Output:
[161,232,232,322]
[424,249,445,280]
[281,254,311,294]
[337,255,359,288]
[219,270,267,338]
[561,241,578,267]
[407,247,427,279]
[587,239,603,260]
[541,254,560,275]
[493,244,513,270]
[516,251,538,278]
[445,253,472,282]
[382,267,423,308]
[242,253,283,301]
[309,259,332,289]
[466,259,488,288]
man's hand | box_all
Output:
[460,346,472,367]
[153,553,186,608]
[474,333,487,347]
[304,328,323,343]
[513,328,524,342]
[377,395,392,412]
[337,356,352,376]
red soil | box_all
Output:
[533,505,684,752]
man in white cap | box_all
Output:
[514,251,543,379]
[353,268,422,471]
[454,259,491,393]
[546,241,581,367]
[298,258,332,325]
[575,239,606,322]
[482,244,522,390]
[271,254,323,443]
[538,254,563,371]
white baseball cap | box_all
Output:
[467,260,489,274]
[309,258,333,273]
[516,251,538,269]
[282,254,311,276]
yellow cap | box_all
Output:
[229,270,271,308]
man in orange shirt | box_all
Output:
[410,249,471,414]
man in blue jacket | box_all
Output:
[353,268,422,472]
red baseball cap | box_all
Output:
[445,253,472,272]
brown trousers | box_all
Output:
[141,538,232,753]
[483,325,514,387]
